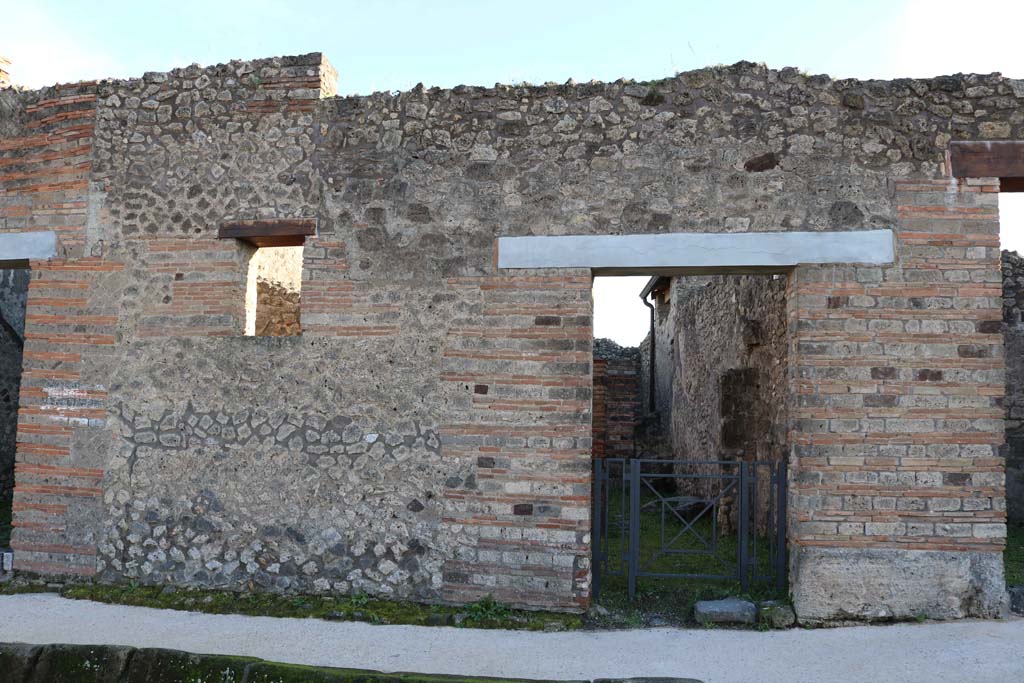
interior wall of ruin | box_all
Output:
[655,275,790,534]
[668,275,789,466]
[638,284,677,425]
[1002,250,1024,523]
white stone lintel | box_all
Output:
[0,231,58,263]
[497,229,895,274]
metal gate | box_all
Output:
[592,458,787,600]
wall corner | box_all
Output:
[319,55,338,98]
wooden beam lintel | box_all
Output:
[949,141,1024,181]
[218,218,316,247]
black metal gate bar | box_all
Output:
[591,457,788,601]
[592,457,603,601]
[775,461,787,591]
[628,457,640,599]
[738,461,750,593]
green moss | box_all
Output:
[124,648,253,682]
[0,643,558,683]
[31,643,132,682]
[56,584,580,632]
[1006,523,1024,586]
[0,579,55,595]
[247,660,542,683]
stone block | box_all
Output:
[123,647,253,682]
[0,643,40,683]
[30,643,132,683]
[693,597,757,625]
[792,546,1008,623]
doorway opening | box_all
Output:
[1000,191,1024,593]
[0,266,28,552]
[590,272,790,625]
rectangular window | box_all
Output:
[245,246,303,336]
[218,218,315,338]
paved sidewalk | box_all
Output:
[0,594,1022,683]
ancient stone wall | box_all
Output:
[2,53,1017,618]
[653,287,675,423]
[1003,250,1024,523]
[592,339,640,460]
[0,79,105,576]
[638,282,676,422]
[253,280,301,336]
[669,275,789,464]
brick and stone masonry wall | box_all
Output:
[3,56,1020,618]
[0,79,112,576]
[789,178,1007,621]
[592,338,640,459]
[1002,249,1024,523]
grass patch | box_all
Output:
[26,582,581,631]
[593,573,786,629]
[1006,523,1024,586]
[0,494,11,548]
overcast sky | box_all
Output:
[6,0,1024,345]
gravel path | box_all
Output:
[0,594,1022,683]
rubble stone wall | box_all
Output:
[1,53,1016,618]
[638,284,677,421]
[669,275,789,464]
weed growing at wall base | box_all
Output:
[1006,524,1024,585]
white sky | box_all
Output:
[593,277,654,346]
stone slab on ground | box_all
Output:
[692,598,757,625]
[0,594,1023,683]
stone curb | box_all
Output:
[0,642,703,683]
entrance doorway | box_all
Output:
[0,266,29,552]
[590,272,790,620]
